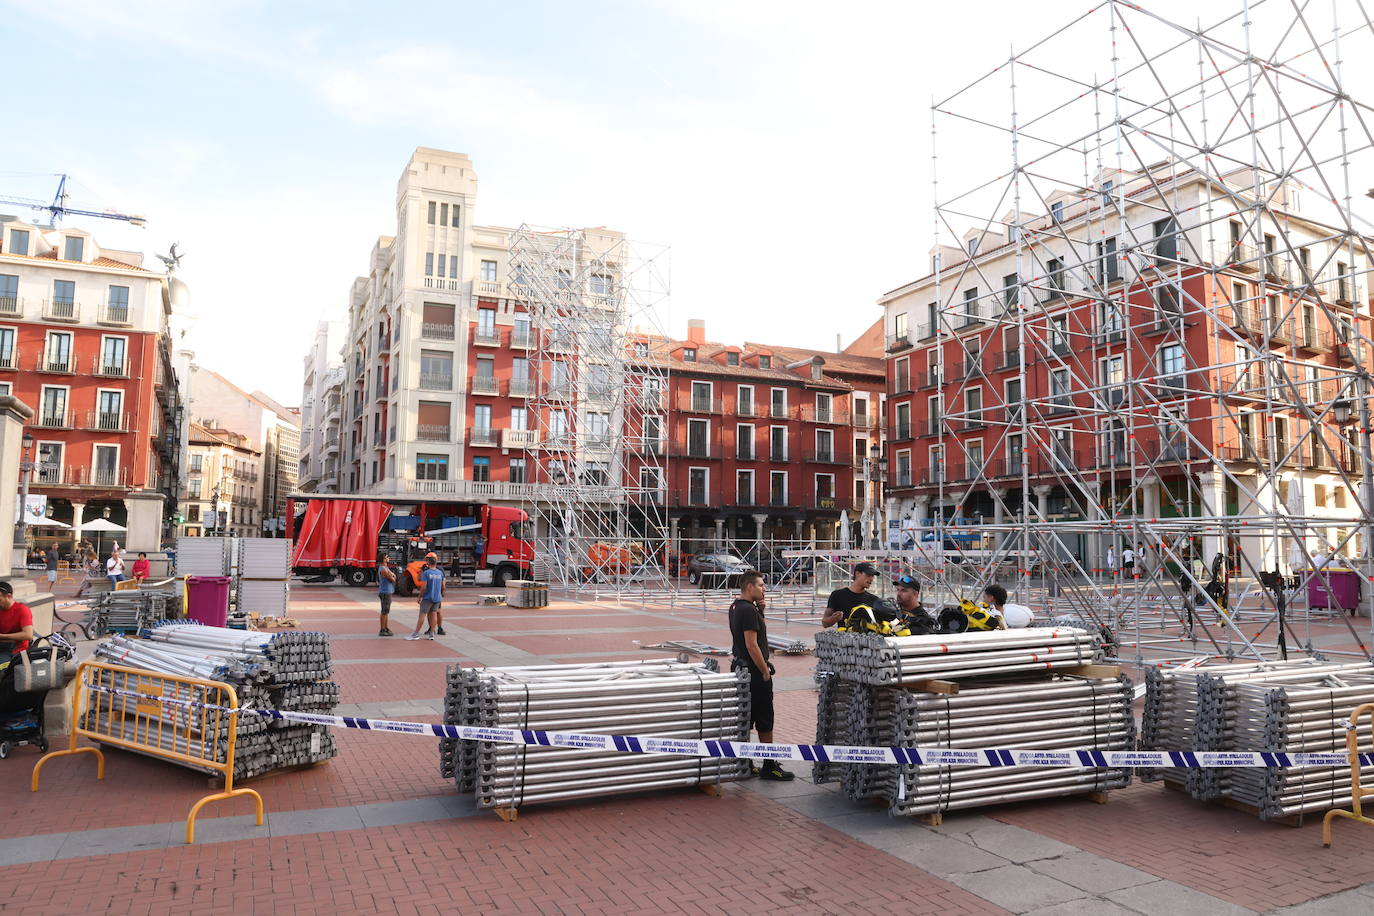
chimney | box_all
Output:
[687,319,706,344]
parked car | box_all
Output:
[742,547,813,585]
[686,553,755,588]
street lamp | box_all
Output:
[12,431,34,567]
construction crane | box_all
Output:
[0,173,146,228]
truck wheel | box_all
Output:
[687,571,700,585]
[494,565,517,586]
[342,567,370,587]
[397,573,414,597]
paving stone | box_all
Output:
[1268,887,1374,915]
[1107,879,1253,916]
[56,821,177,860]
[957,820,1080,864]
[1028,850,1158,894]
[739,775,833,800]
[191,814,271,844]
[0,831,66,866]
[1024,898,1143,916]
[771,790,868,819]
[883,834,1014,878]
[267,806,365,837]
[945,863,1086,913]
[355,797,453,828]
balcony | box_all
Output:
[1002,350,1021,370]
[501,428,539,449]
[640,440,665,456]
[74,467,130,488]
[422,277,462,292]
[97,303,132,325]
[769,448,788,462]
[953,359,982,380]
[736,446,756,461]
[991,458,1025,478]
[35,352,74,374]
[469,427,499,447]
[671,441,717,460]
[91,356,129,377]
[736,401,765,418]
[1218,444,1262,464]
[1225,243,1259,272]
[1263,257,1290,283]
[799,404,849,425]
[0,348,16,370]
[803,448,850,465]
[890,375,913,396]
[952,461,987,481]
[1143,311,1185,337]
[678,393,723,415]
[511,328,535,349]
[417,424,451,442]
[769,403,794,420]
[1321,276,1364,306]
[476,279,505,298]
[892,424,912,442]
[509,377,534,398]
[852,410,872,429]
[470,375,500,396]
[1156,373,1190,396]
[812,495,851,511]
[1268,319,1294,344]
[473,327,501,346]
[1335,340,1357,363]
[920,468,946,486]
[886,334,912,353]
[922,368,943,389]
[420,372,454,391]
[85,410,131,432]
[1297,325,1332,352]
[925,418,944,435]
[42,299,80,322]
[35,410,70,429]
[0,296,21,316]
[421,323,455,341]
[549,335,575,353]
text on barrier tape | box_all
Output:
[81,681,1374,769]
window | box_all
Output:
[1160,344,1185,387]
[8,229,28,256]
[53,279,75,305]
[1051,427,1072,464]
[1096,237,1119,283]
[1044,258,1063,299]
[0,327,15,369]
[894,312,908,340]
[682,348,696,362]
[814,428,834,463]
[509,458,526,483]
[190,453,203,472]
[473,403,492,432]
[815,392,833,423]
[769,471,788,506]
[815,473,835,505]
[853,396,868,425]
[925,301,938,337]
[966,441,985,477]
[965,386,983,426]
[97,390,123,428]
[736,470,755,505]
[421,350,454,388]
[1002,273,1019,311]
[689,467,709,505]
[449,255,458,278]
[770,388,788,418]
[927,394,942,431]
[512,356,530,384]
[64,236,84,261]
[770,425,788,461]
[1007,432,1024,474]
[1100,299,1124,335]
[0,274,15,312]
[92,444,119,486]
[737,385,754,415]
[1050,315,1069,352]
[1103,419,1127,464]
[896,450,912,487]
[587,412,610,446]
[424,252,434,276]
[726,351,739,366]
[427,201,437,225]
[1051,200,1065,223]
[963,287,980,321]
[549,409,568,440]
[472,456,490,482]
[758,355,771,369]
[894,357,910,393]
[106,285,130,321]
[436,253,446,278]
[37,442,63,483]
[510,406,528,431]
[640,466,663,501]
[929,445,944,482]
[188,478,202,498]
[590,273,612,296]
[632,341,649,359]
[478,308,496,336]
[895,402,911,439]
[1100,179,1114,205]
[44,331,72,371]
[644,414,662,450]
[736,424,755,460]
[1101,356,1125,404]
[1154,217,1179,264]
[688,418,710,457]
[691,380,713,412]
[450,204,461,227]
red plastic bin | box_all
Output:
[186,575,232,627]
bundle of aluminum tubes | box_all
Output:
[438,659,750,810]
[92,589,180,636]
[88,622,339,779]
[813,627,1101,685]
[814,674,1134,816]
[767,634,811,655]
[1141,659,1374,819]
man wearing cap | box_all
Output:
[0,582,34,658]
[892,575,935,630]
[821,562,879,628]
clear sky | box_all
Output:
[3,0,1361,404]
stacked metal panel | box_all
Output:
[91,588,182,635]
[90,623,338,779]
[176,537,233,576]
[813,627,1100,685]
[1140,659,1374,819]
[439,659,750,810]
[235,538,292,619]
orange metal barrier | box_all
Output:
[1322,702,1374,848]
[32,660,264,844]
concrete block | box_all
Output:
[945,864,1086,914]
[955,820,1079,864]
[1269,888,1374,915]
[355,797,453,828]
[0,831,67,866]
[1106,879,1252,916]
[267,806,365,837]
[56,821,176,859]
[1028,850,1156,894]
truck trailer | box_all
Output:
[287,494,534,589]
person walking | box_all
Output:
[821,562,880,628]
[407,555,446,640]
[45,544,59,587]
[377,555,397,636]
[105,548,126,590]
[730,571,793,780]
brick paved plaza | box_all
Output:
[3,581,1373,915]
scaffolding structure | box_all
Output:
[888,0,1374,664]
[509,226,676,596]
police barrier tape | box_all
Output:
[82,681,1374,770]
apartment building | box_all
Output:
[179,422,262,537]
[298,320,346,493]
[338,148,628,501]
[0,216,184,551]
[881,161,1370,568]
[189,367,300,535]
[654,319,886,545]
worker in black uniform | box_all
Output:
[821,562,880,628]
[730,570,794,780]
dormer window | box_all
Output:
[64,236,84,261]
[726,352,739,366]
[1100,180,1114,205]
[683,348,697,362]
[1050,201,1065,223]
[967,237,979,256]
[758,355,771,369]
[633,342,648,358]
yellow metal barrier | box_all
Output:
[1322,702,1374,848]
[32,660,264,844]
[56,560,76,585]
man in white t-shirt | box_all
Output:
[1121,545,1136,577]
[106,550,127,589]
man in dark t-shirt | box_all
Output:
[729,570,794,781]
[821,561,880,628]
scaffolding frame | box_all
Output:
[894,0,1374,664]
[509,226,676,597]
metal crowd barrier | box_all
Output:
[31,660,265,844]
[1322,702,1374,848]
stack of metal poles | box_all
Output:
[439,659,749,810]
[813,627,1100,685]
